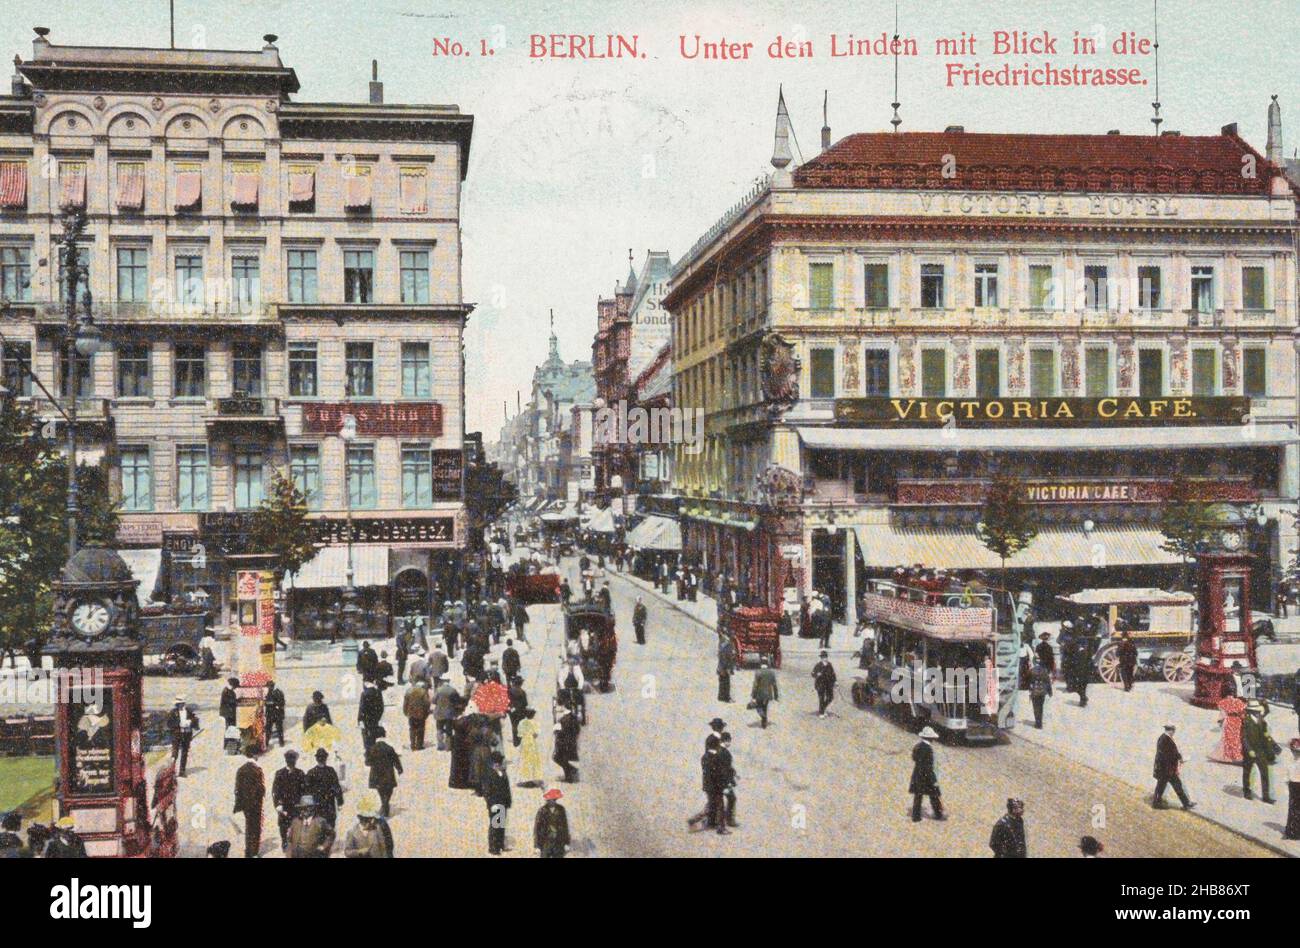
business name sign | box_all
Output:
[835,396,1249,428]
[895,476,1258,507]
[301,402,444,437]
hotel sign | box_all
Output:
[301,402,444,437]
[914,192,1180,218]
[835,396,1250,428]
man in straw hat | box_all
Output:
[534,788,571,857]
[1241,699,1279,803]
[909,727,945,822]
[166,695,197,777]
[344,790,391,858]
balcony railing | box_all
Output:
[34,300,278,325]
[204,396,281,424]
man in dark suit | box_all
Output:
[717,633,736,702]
[1152,724,1195,810]
[302,691,332,732]
[271,749,306,850]
[232,749,264,858]
[1028,659,1052,729]
[812,651,837,717]
[989,798,1027,858]
[719,732,739,828]
[305,747,344,826]
[688,735,729,834]
[482,752,512,854]
[358,681,385,750]
[1117,632,1139,692]
[165,696,197,777]
[365,727,403,817]
[909,727,944,821]
[356,641,379,683]
[501,639,522,681]
[534,788,570,857]
[633,598,648,645]
[219,677,239,730]
[264,680,286,747]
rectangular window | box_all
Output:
[1028,264,1055,309]
[2,341,31,397]
[58,246,91,302]
[175,445,209,511]
[231,255,260,308]
[1192,348,1217,395]
[116,248,148,303]
[345,342,374,397]
[864,263,889,309]
[975,348,1000,398]
[290,445,321,509]
[1191,266,1215,314]
[174,254,204,307]
[1084,347,1110,397]
[286,249,318,304]
[120,447,153,512]
[233,448,264,510]
[920,264,945,309]
[346,445,377,509]
[116,343,151,398]
[1029,349,1056,396]
[974,263,998,308]
[344,249,374,303]
[173,343,205,398]
[400,251,430,304]
[921,348,946,397]
[401,342,431,397]
[401,444,434,507]
[863,348,890,396]
[232,344,263,396]
[1242,348,1267,398]
[809,348,836,398]
[58,350,94,399]
[808,262,834,310]
[1138,349,1163,397]
[288,342,318,397]
[1242,266,1267,311]
[0,247,31,301]
[1084,265,1109,310]
[1137,265,1162,309]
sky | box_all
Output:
[4,0,1298,436]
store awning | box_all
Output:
[118,548,163,607]
[587,508,617,533]
[798,423,1299,452]
[853,523,1181,571]
[626,515,682,551]
[284,545,389,589]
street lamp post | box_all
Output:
[339,412,361,640]
[59,211,101,559]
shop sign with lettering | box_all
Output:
[835,396,1249,428]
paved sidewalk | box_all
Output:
[1012,679,1300,856]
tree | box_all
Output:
[976,473,1039,571]
[1158,471,1219,588]
[248,472,319,635]
[0,397,118,666]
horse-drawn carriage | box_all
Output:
[720,604,782,668]
[1056,588,1197,684]
[563,600,618,692]
[505,562,561,605]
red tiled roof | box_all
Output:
[793,131,1276,196]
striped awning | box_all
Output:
[232,171,260,208]
[344,172,372,210]
[288,169,315,203]
[626,515,682,551]
[115,162,145,210]
[586,507,617,533]
[853,523,1181,571]
[0,161,27,208]
[174,171,202,210]
[58,164,86,210]
[284,545,389,589]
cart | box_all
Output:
[563,601,617,692]
[505,565,561,604]
[1056,588,1196,684]
[721,604,782,668]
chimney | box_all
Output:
[1266,94,1283,165]
[1160,130,1181,137]
[820,91,831,153]
[32,27,50,55]
[1107,129,1121,135]
[1221,122,1238,137]
[369,59,384,104]
[944,125,965,133]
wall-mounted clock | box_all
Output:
[70,598,112,639]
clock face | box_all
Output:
[71,600,111,638]
[1221,530,1243,552]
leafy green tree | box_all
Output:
[1158,471,1219,588]
[247,471,318,635]
[976,473,1039,572]
[0,397,118,666]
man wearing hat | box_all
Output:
[264,680,286,748]
[909,727,944,822]
[1034,633,1056,677]
[219,676,239,731]
[1028,657,1053,729]
[534,788,570,858]
[344,791,391,858]
[166,695,197,777]
[358,680,385,751]
[717,631,737,703]
[0,811,26,858]
[232,748,265,858]
[305,748,344,826]
[750,657,779,728]
[1152,724,1194,810]
[482,751,513,855]
[1116,632,1139,692]
[271,749,306,850]
[1241,700,1279,803]
[286,796,335,858]
[989,798,1027,858]
[707,717,727,749]
[302,691,332,732]
[812,650,837,718]
[366,726,403,817]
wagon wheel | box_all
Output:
[1095,643,1122,684]
[1162,650,1194,684]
